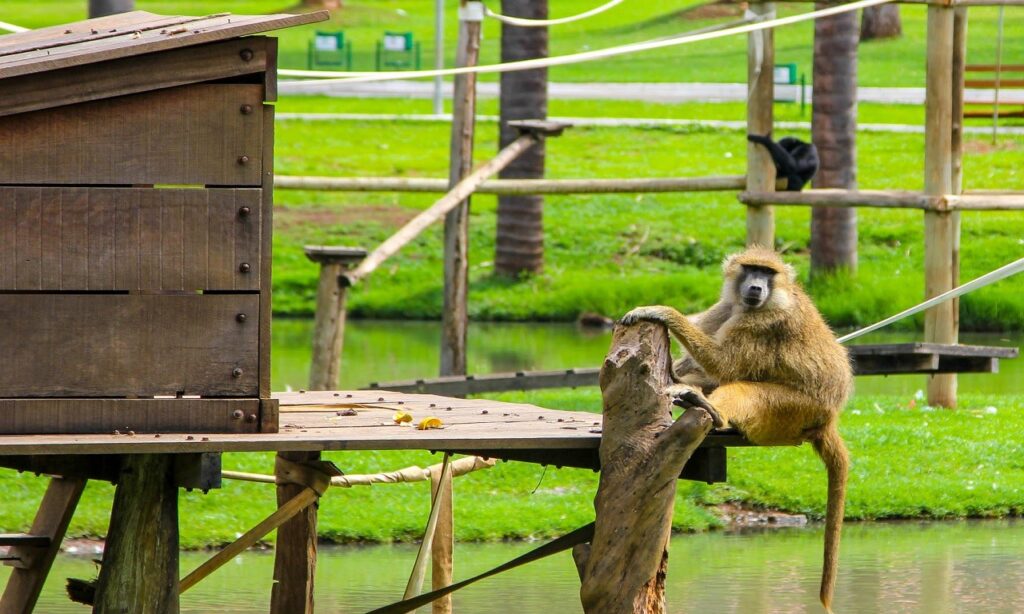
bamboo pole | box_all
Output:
[275,175,757,194]
[924,5,958,408]
[343,134,536,287]
[430,462,455,614]
[305,246,366,391]
[745,1,776,248]
[442,0,484,378]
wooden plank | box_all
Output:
[0,84,264,186]
[0,187,261,291]
[745,2,776,248]
[0,477,86,613]
[0,11,327,79]
[739,189,937,209]
[965,79,1024,87]
[848,343,1017,358]
[0,13,208,56]
[0,455,122,483]
[0,38,273,118]
[966,64,1024,72]
[0,535,49,548]
[0,294,259,397]
[0,399,261,435]
[259,103,275,400]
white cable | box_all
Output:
[279,0,893,84]
[0,20,28,33]
[483,0,626,27]
[837,256,1024,344]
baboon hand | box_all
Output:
[667,384,725,428]
[619,306,666,327]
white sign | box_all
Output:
[315,35,339,52]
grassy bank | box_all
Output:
[0,393,1020,547]
[271,101,1024,330]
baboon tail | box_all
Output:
[812,425,848,614]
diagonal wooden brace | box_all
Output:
[178,459,339,594]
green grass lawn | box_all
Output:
[4,1,1022,86]
[0,393,1020,546]
[270,100,1024,330]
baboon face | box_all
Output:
[736,265,776,309]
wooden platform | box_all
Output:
[0,391,746,482]
[367,343,1019,396]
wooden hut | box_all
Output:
[0,11,324,435]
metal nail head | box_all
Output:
[239,48,254,62]
[232,367,244,378]
[239,262,251,273]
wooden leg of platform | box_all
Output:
[94,454,179,614]
[0,476,86,614]
[430,464,454,614]
[270,451,320,614]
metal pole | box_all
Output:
[433,0,445,115]
[88,0,134,18]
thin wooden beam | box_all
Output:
[739,189,938,209]
[430,461,455,614]
[0,477,86,614]
[745,1,776,248]
[275,175,759,194]
[924,4,958,408]
[441,1,484,378]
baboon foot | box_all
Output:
[668,385,724,428]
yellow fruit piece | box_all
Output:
[417,417,443,430]
[393,411,413,424]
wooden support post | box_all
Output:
[441,0,483,377]
[745,1,776,248]
[305,246,368,391]
[574,323,716,613]
[270,451,322,614]
[924,5,959,408]
[951,7,967,339]
[93,455,179,614]
[0,477,86,614]
[430,463,454,614]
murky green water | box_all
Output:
[271,318,1023,397]
[17,520,1024,613]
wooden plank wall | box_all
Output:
[0,84,264,186]
[0,188,260,291]
[0,294,259,397]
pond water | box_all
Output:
[271,318,1024,398]
[18,520,1024,613]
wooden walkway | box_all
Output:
[366,343,1019,396]
[0,391,745,482]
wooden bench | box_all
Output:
[965,64,1024,119]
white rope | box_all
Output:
[0,20,28,33]
[483,0,626,27]
[279,0,893,84]
[837,256,1024,344]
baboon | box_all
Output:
[748,133,819,191]
[620,246,852,613]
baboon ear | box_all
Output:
[722,253,739,275]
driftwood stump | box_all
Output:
[574,322,716,614]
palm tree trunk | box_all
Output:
[861,5,902,41]
[810,8,859,274]
[495,0,548,276]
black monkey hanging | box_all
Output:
[747,133,819,191]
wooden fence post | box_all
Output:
[441,0,483,377]
[924,5,959,408]
[306,245,367,391]
[574,323,715,613]
[270,451,322,614]
[745,1,776,248]
[93,455,179,614]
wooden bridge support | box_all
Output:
[271,451,323,614]
[574,323,716,613]
[924,5,961,408]
[94,454,180,614]
[306,246,367,391]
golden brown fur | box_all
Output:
[621,246,852,613]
